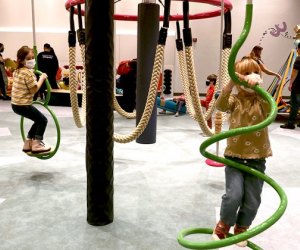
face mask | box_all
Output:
[205,80,210,86]
[25,59,35,69]
[245,72,262,83]
[0,47,3,53]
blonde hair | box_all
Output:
[235,56,261,77]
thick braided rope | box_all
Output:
[220,48,231,122]
[177,48,228,127]
[220,48,231,91]
[113,95,136,119]
[185,46,213,136]
[79,44,87,120]
[113,44,165,143]
[177,50,197,121]
[69,46,86,128]
[206,48,231,124]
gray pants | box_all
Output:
[220,157,266,227]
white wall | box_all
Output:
[0,0,72,66]
[1,0,299,95]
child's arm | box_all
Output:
[259,62,281,80]
[215,80,235,112]
[28,73,48,94]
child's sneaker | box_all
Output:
[31,140,51,154]
[212,220,230,240]
[22,139,32,153]
[234,224,249,247]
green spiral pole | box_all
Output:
[177,2,288,249]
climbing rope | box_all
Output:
[177,47,230,127]
[69,45,87,127]
[185,45,214,136]
[176,1,230,137]
[113,95,136,119]
[204,10,232,129]
[177,48,195,118]
[178,1,288,249]
[114,44,165,143]
[114,0,172,142]
[70,44,163,142]
[210,47,231,124]
[174,20,193,117]
[179,0,213,136]
[68,4,87,128]
[67,1,170,143]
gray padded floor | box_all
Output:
[0,100,299,250]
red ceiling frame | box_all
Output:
[65,0,233,21]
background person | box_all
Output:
[249,45,281,80]
[173,94,186,117]
[37,43,59,99]
[201,73,217,128]
[158,94,186,116]
[280,43,300,129]
[0,43,10,100]
[116,59,137,112]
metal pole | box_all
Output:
[31,0,36,46]
[31,0,38,63]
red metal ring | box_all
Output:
[65,0,233,21]
[65,0,85,16]
[65,0,84,8]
